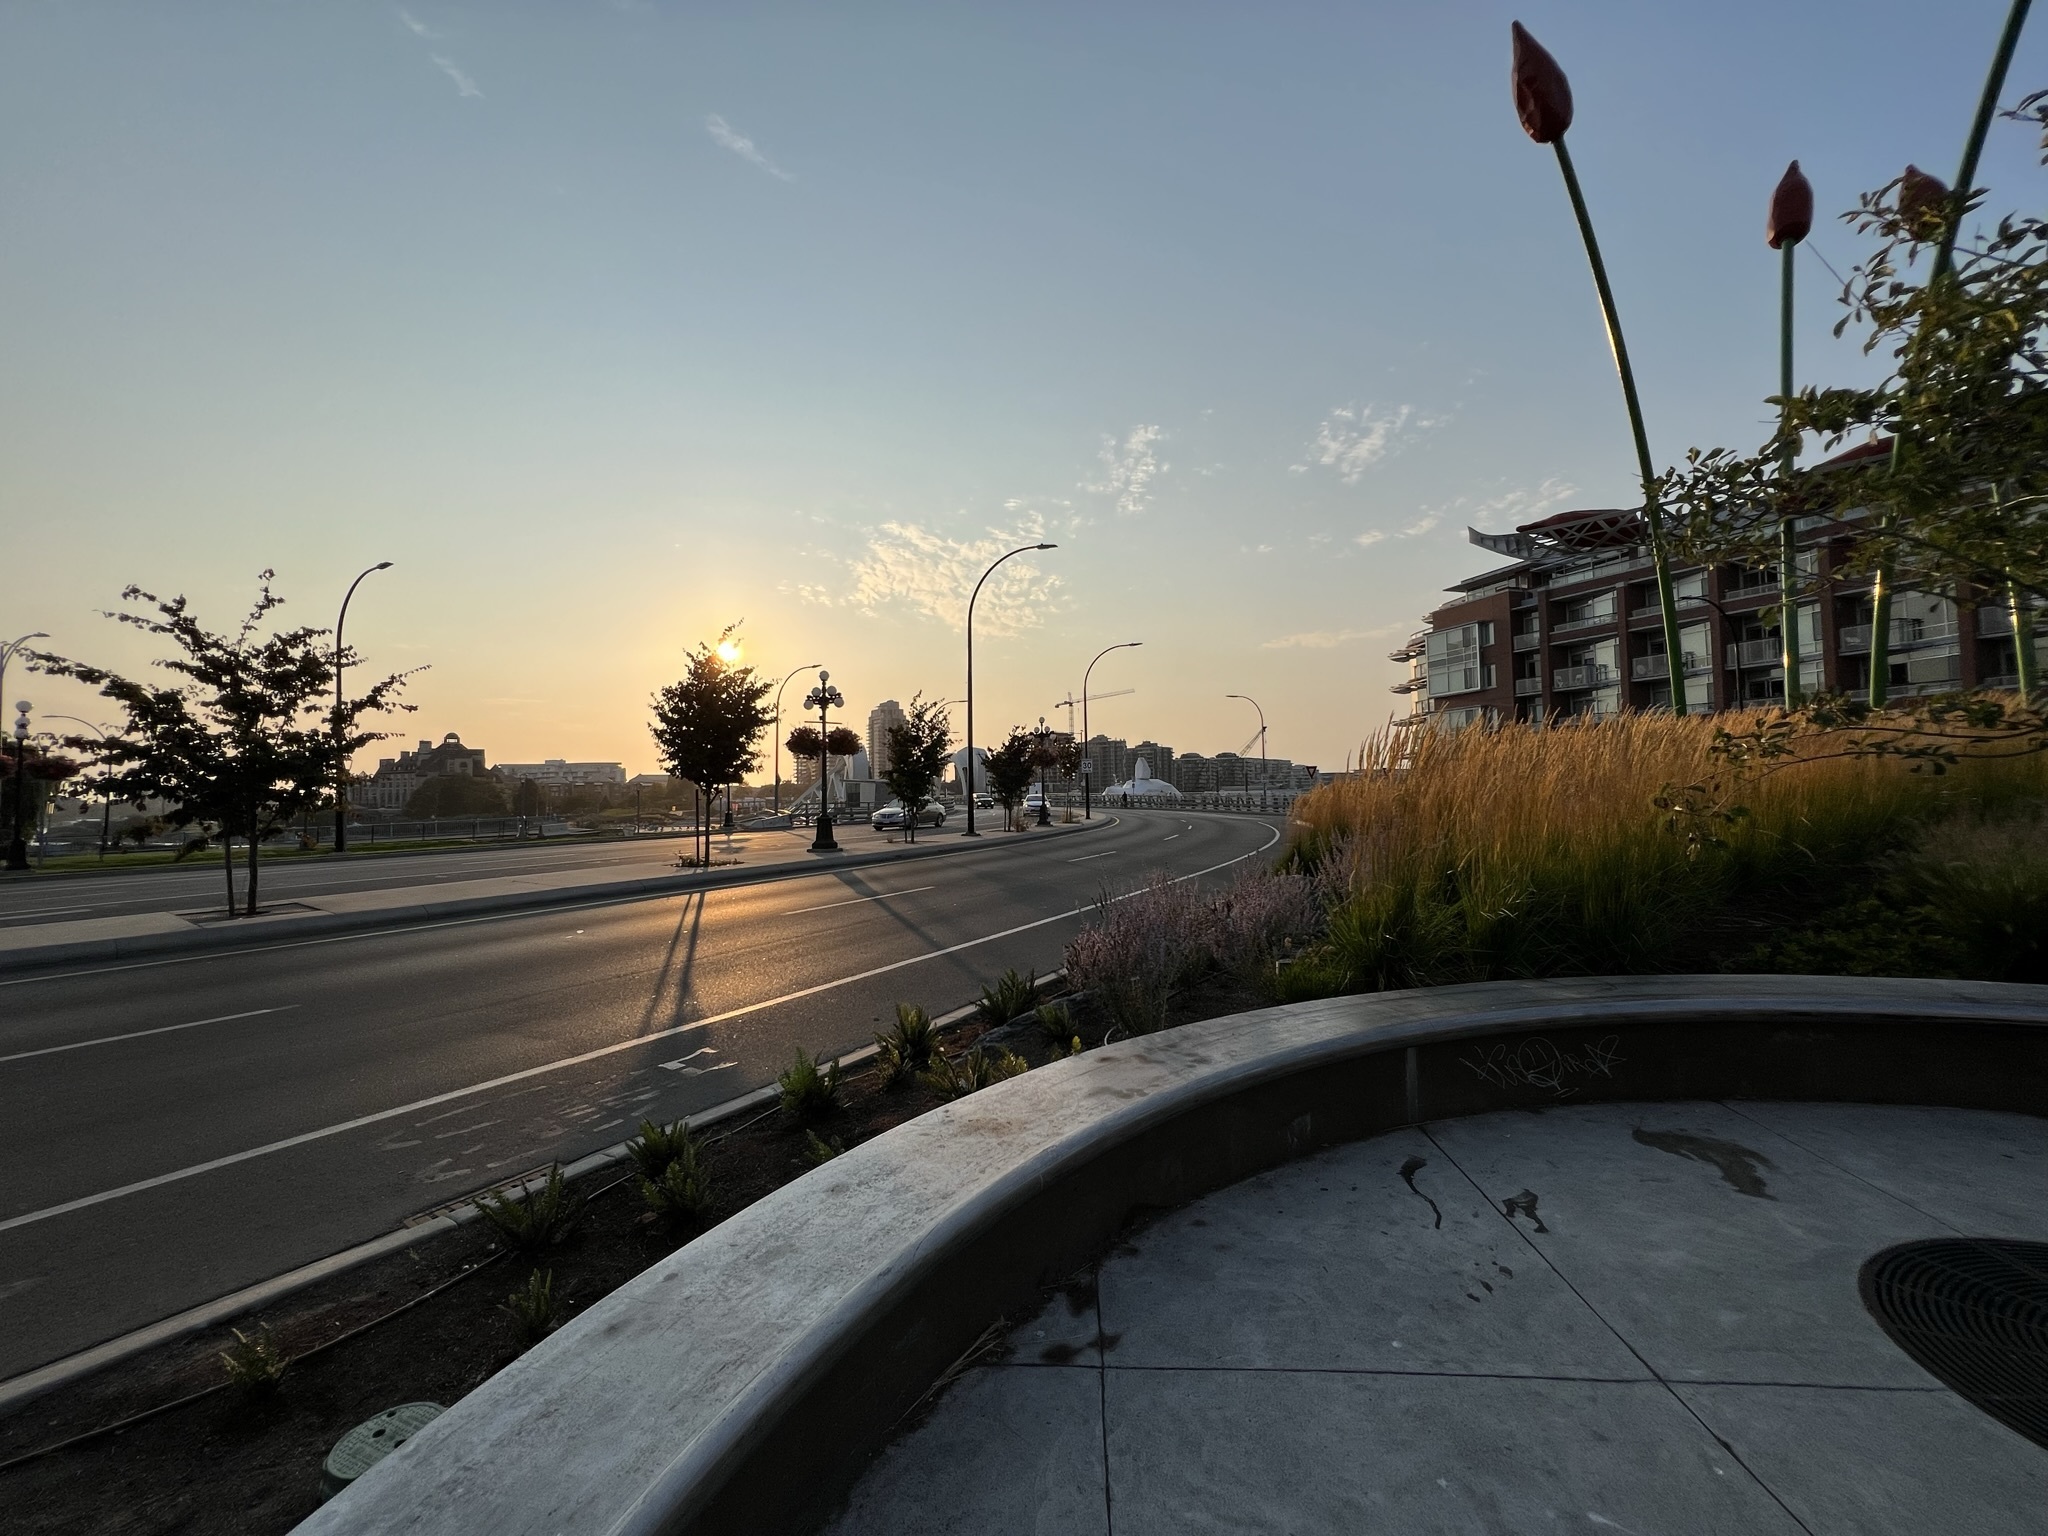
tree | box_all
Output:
[649,625,774,864]
[2,743,84,860]
[36,573,414,915]
[983,729,1037,830]
[879,695,951,843]
[406,773,510,819]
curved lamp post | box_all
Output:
[333,562,393,853]
[48,716,114,859]
[803,671,846,852]
[772,662,823,817]
[6,699,30,871]
[962,542,1057,837]
[1081,641,1141,820]
[1225,693,1268,812]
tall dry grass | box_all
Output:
[1281,711,2048,990]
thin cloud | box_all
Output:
[1263,623,1403,650]
[397,8,439,39]
[432,55,482,98]
[845,517,1064,636]
[1086,425,1166,516]
[1353,511,1440,548]
[707,115,794,182]
[1296,403,1441,485]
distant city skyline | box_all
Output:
[8,3,2046,772]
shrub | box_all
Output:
[804,1130,845,1164]
[640,1147,713,1223]
[625,1117,699,1182]
[219,1325,287,1395]
[976,967,1039,1027]
[922,1044,1028,1101]
[1033,1000,1074,1043]
[502,1269,563,1347]
[778,1049,843,1124]
[875,1003,938,1085]
[1063,874,1212,1035]
[474,1165,583,1253]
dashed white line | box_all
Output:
[0,1007,299,1066]
[1068,851,1117,862]
[783,886,935,916]
[0,907,95,920]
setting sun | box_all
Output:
[716,639,742,664]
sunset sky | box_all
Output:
[7,2,2046,776]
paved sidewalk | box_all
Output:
[826,1101,2048,1535]
[0,817,1098,972]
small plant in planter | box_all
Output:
[474,1164,583,1254]
[804,1130,846,1165]
[778,1049,843,1124]
[875,1003,938,1085]
[502,1269,563,1348]
[976,968,1038,1027]
[922,1044,1028,1101]
[219,1325,288,1396]
[1033,1000,1073,1043]
[625,1117,699,1183]
[640,1137,713,1224]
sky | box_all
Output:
[7,1,2048,777]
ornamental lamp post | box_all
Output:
[773,662,822,817]
[333,562,393,853]
[1225,693,1268,812]
[49,716,114,860]
[6,700,30,871]
[1081,641,1141,820]
[1032,715,1054,826]
[962,542,1058,837]
[803,671,846,852]
[1767,160,1814,709]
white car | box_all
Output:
[871,801,946,831]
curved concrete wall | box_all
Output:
[295,975,2048,1536]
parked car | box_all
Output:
[871,800,946,831]
[972,793,996,811]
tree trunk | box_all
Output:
[222,826,236,917]
[245,807,261,917]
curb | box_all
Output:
[0,819,1110,976]
[0,975,1049,1416]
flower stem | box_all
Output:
[1552,136,1689,714]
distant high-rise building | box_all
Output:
[1082,734,1128,790]
[868,699,908,778]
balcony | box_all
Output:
[1837,617,1961,654]
[1512,630,1541,651]
[1977,608,2014,637]
[1724,576,1780,600]
[1726,638,1785,668]
[1512,676,1544,697]
[1389,676,1425,695]
[1552,609,1619,635]
[1629,654,1709,681]
[1629,596,1707,621]
[1552,664,1615,691]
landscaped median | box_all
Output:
[293,973,2048,1536]
[0,816,1110,974]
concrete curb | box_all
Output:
[0,818,1109,975]
[290,974,2048,1536]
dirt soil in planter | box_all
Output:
[0,970,1270,1536]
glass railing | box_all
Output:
[1552,664,1615,690]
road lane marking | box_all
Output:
[1162,834,1180,841]
[0,823,1278,1235]
[1068,852,1117,862]
[0,1007,299,1066]
[782,886,935,916]
[0,907,95,920]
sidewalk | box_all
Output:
[0,818,1102,974]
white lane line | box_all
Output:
[0,907,95,920]
[1163,834,1180,841]
[1068,851,1117,862]
[0,824,1277,1235]
[0,1007,299,1066]
[782,886,935,917]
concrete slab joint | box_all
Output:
[294,975,2048,1536]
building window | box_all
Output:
[1426,624,1484,697]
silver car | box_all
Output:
[871,800,946,830]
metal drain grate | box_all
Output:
[1859,1239,2048,1450]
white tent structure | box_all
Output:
[1103,757,1179,803]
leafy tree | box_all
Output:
[2,743,84,858]
[879,694,951,842]
[984,729,1037,830]
[36,573,413,915]
[649,625,774,863]
[406,773,510,819]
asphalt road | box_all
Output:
[0,809,1282,1380]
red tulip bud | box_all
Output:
[1511,21,1573,144]
[1898,163,1950,233]
[1766,160,1812,249]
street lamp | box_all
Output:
[803,670,846,852]
[772,662,823,817]
[333,563,393,853]
[1081,641,1141,820]
[963,543,1058,837]
[48,716,115,860]
[1032,715,1054,826]
[6,699,30,871]
[1225,693,1268,812]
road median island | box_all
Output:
[0,816,1114,976]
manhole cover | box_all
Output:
[321,1401,445,1499]
[1859,1239,2048,1449]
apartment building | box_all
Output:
[1395,450,2046,728]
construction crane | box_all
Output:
[1052,688,1133,740]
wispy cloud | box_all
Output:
[1295,403,1441,485]
[842,516,1064,636]
[1467,476,1578,530]
[1086,425,1167,515]
[707,114,794,182]
[1353,512,1440,549]
[1262,622,1403,650]
[397,8,439,39]
[432,55,482,98]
